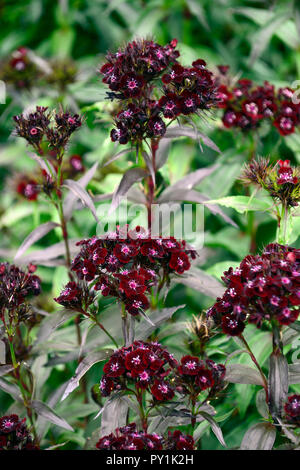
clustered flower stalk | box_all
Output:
[98,340,226,442]
[241,158,300,246]
[208,242,299,420]
[55,226,195,347]
[0,263,41,443]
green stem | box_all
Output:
[239,334,269,403]
[277,203,290,245]
[94,318,119,349]
[9,338,38,442]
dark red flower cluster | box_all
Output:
[165,430,195,450]
[176,355,226,394]
[100,38,179,96]
[284,395,300,426]
[217,76,300,135]
[160,60,217,117]
[0,415,38,450]
[0,263,41,313]
[95,423,195,450]
[96,423,163,450]
[53,281,94,312]
[13,106,82,153]
[110,102,166,145]
[207,243,300,335]
[55,226,194,317]
[100,38,217,145]
[100,340,176,399]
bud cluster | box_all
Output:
[13,106,82,154]
[241,158,300,208]
[0,262,41,314]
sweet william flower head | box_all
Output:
[0,414,38,450]
[208,243,300,335]
[58,227,194,318]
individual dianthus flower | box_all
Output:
[96,423,163,450]
[207,243,300,335]
[0,414,39,450]
[55,226,195,318]
[241,158,300,208]
[99,340,176,399]
[284,395,300,426]
[0,262,41,314]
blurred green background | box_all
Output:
[0,0,300,450]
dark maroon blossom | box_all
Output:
[99,340,176,398]
[0,263,41,313]
[165,430,195,450]
[176,356,222,395]
[208,243,300,335]
[96,423,163,450]
[13,106,83,153]
[0,415,38,450]
[55,227,194,318]
[99,38,217,146]
[284,395,300,425]
[217,71,300,135]
[16,177,39,201]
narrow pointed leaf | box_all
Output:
[158,189,237,227]
[102,148,132,167]
[159,164,219,200]
[156,138,171,170]
[32,400,74,432]
[240,422,276,450]
[100,394,129,436]
[61,350,113,401]
[177,267,225,298]
[28,152,55,177]
[15,222,60,260]
[164,125,220,152]
[225,364,265,386]
[109,168,148,214]
[63,177,99,222]
[198,411,226,447]
[204,196,273,214]
[268,352,289,419]
[64,162,99,220]
[0,365,14,377]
